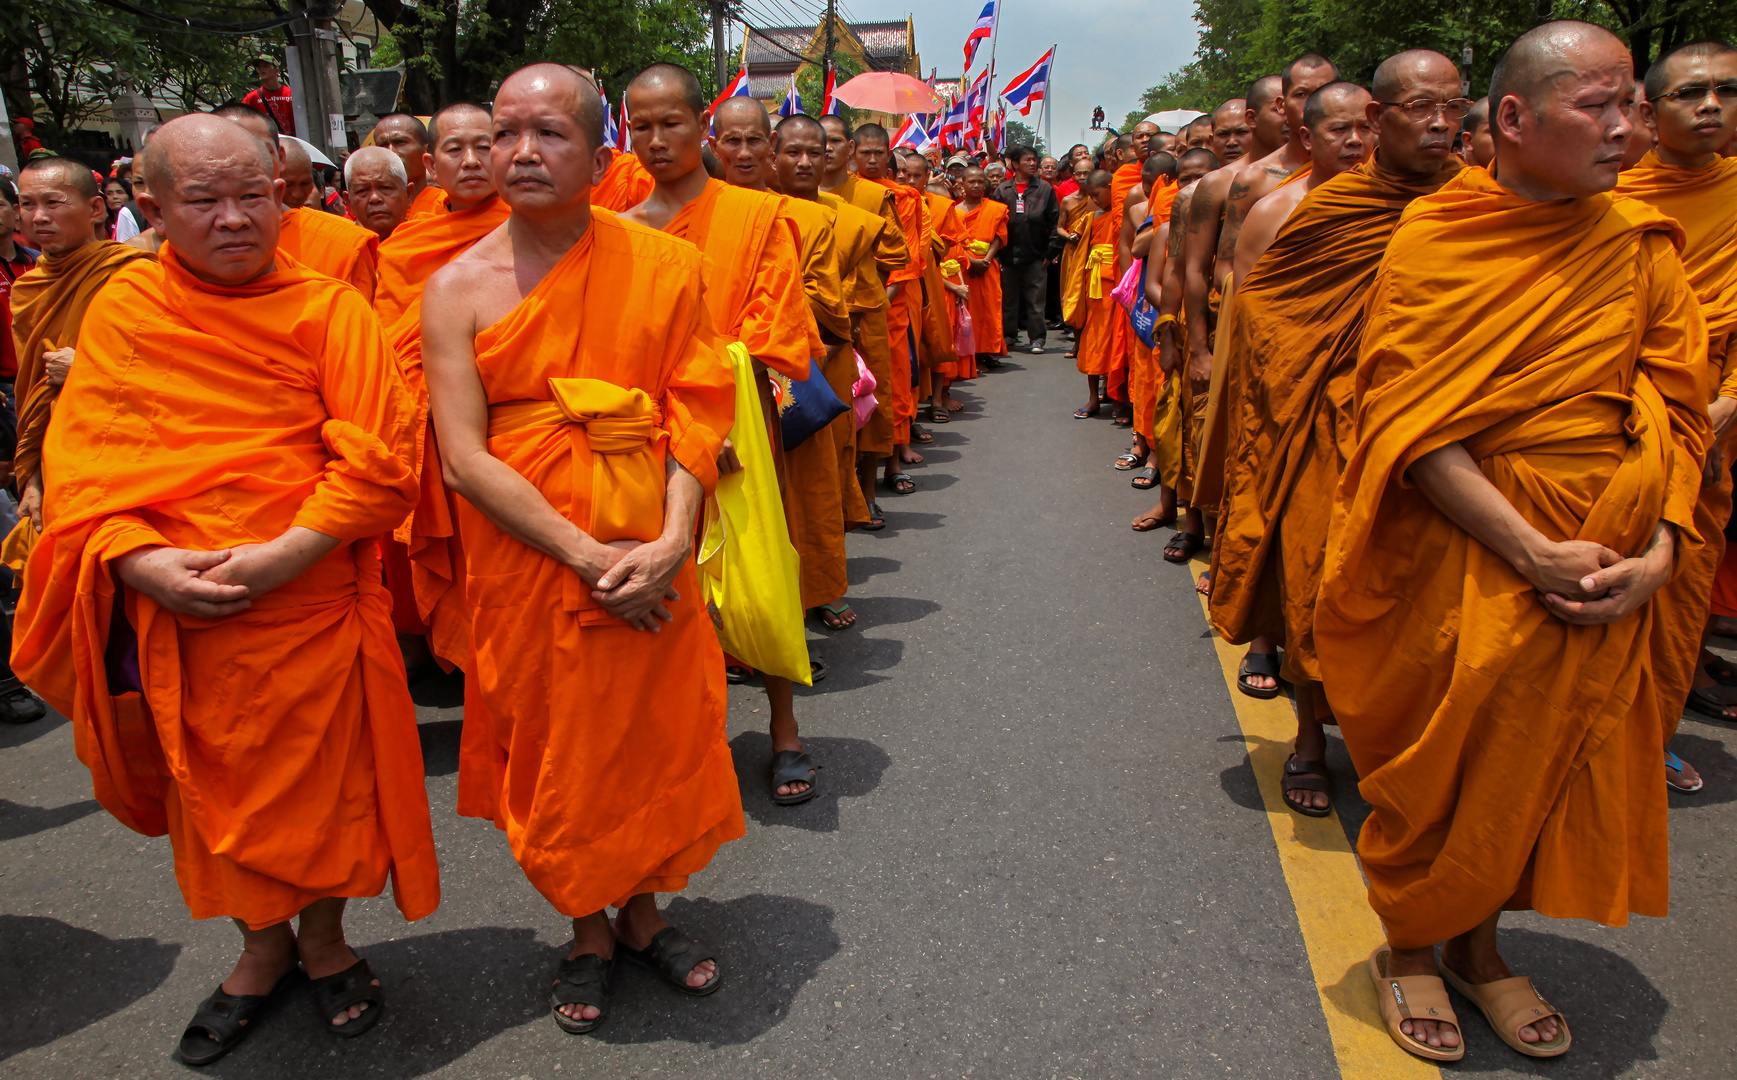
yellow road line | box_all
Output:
[1193,560,1438,1080]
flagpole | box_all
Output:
[982,0,1002,154]
[1039,44,1056,154]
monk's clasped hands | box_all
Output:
[582,537,684,633]
[1535,524,1676,625]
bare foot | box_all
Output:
[221,927,297,998]
[897,447,924,466]
[1441,920,1562,1047]
[1286,722,1329,813]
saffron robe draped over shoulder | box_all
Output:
[8,239,154,487]
[590,150,656,213]
[1074,210,1122,377]
[406,183,446,221]
[958,199,1009,357]
[1210,159,1460,677]
[277,206,380,301]
[379,194,512,666]
[918,192,963,383]
[12,245,437,929]
[1058,196,1095,328]
[1315,169,1709,948]
[453,211,744,916]
[1111,162,1142,220]
[1617,151,1737,734]
[863,178,926,442]
[824,181,908,455]
[662,179,814,380]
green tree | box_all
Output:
[795,50,862,127]
[1005,117,1043,155]
[360,0,714,114]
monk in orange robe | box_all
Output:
[817,182,895,530]
[1208,63,1443,818]
[1071,172,1120,415]
[423,64,742,1035]
[1057,162,1096,337]
[1616,40,1737,787]
[852,123,927,482]
[897,150,969,413]
[1109,122,1157,221]
[590,147,656,212]
[375,102,510,669]
[371,113,442,219]
[956,166,1008,372]
[10,157,154,535]
[623,75,820,807]
[1118,152,1178,479]
[1318,23,1705,1063]
[14,114,437,1064]
[819,115,911,518]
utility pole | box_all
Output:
[711,0,728,91]
[823,0,837,80]
[285,0,348,162]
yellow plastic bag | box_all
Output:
[697,343,812,685]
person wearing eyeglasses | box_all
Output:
[1318,20,1710,1064]
[1616,40,1737,795]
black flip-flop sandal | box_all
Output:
[1238,651,1283,700]
[177,971,292,1065]
[862,503,886,531]
[1281,755,1333,817]
[929,406,950,424]
[725,665,752,684]
[911,426,934,444]
[1705,654,1737,687]
[770,749,821,806]
[885,473,916,495]
[809,659,828,683]
[551,953,614,1035]
[1112,413,1134,429]
[309,958,384,1039]
[1130,466,1158,490]
[1163,532,1203,564]
[618,927,721,997]
[1685,686,1737,723]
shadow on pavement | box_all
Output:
[800,633,903,692]
[0,797,103,842]
[596,893,840,1046]
[914,447,962,464]
[845,555,901,586]
[410,667,465,709]
[0,915,180,1062]
[1668,728,1735,807]
[866,510,946,537]
[0,708,65,750]
[729,732,891,832]
[844,595,941,628]
[418,719,463,777]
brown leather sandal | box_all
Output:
[1368,947,1465,1062]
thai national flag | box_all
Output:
[1000,47,1053,116]
[822,66,842,116]
[938,94,967,147]
[962,1,997,71]
[962,69,989,144]
[619,91,632,152]
[709,63,751,117]
[893,115,931,149]
[778,78,803,118]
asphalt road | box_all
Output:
[2,343,1733,1080]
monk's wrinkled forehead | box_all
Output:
[18,159,97,200]
[495,62,605,148]
[1490,20,1631,112]
[1372,49,1461,102]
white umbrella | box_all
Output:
[281,134,336,169]
[1144,109,1204,133]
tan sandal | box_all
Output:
[1440,963,1571,1058]
[1367,947,1466,1062]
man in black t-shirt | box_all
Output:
[990,145,1060,353]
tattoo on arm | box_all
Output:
[1168,194,1191,256]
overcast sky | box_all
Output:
[730,0,1201,149]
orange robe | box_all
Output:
[1148,178,1178,225]
[777,195,860,604]
[918,192,963,389]
[277,206,380,301]
[454,212,744,916]
[405,182,446,221]
[1111,162,1142,221]
[1058,196,1094,328]
[13,245,437,928]
[1209,159,1460,681]
[590,150,656,213]
[1074,210,1122,377]
[1617,152,1737,712]
[958,199,1008,356]
[825,179,909,456]
[1316,170,1708,947]
[863,177,926,443]
[8,240,154,487]
[820,196,890,514]
[376,193,513,665]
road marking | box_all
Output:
[1193,563,1438,1080]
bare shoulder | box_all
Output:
[1126,199,1149,225]
[425,222,515,335]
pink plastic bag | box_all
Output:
[1109,261,1142,311]
[851,351,879,430]
[952,298,976,358]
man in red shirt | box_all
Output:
[10,118,45,158]
[243,54,296,137]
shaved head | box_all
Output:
[18,156,99,200]
[1304,81,1372,128]
[429,102,490,144]
[776,114,826,144]
[1177,147,1218,182]
[1490,20,1628,118]
[854,122,890,148]
[714,95,771,135]
[1643,39,1737,101]
[372,113,429,148]
[627,62,707,120]
[1373,49,1462,102]
[1143,150,1176,182]
[279,137,324,210]
[497,62,607,153]
[1086,168,1113,190]
[212,102,280,139]
[1247,75,1283,112]
[138,114,281,283]
[819,114,851,141]
[1283,53,1336,94]
[1212,98,1248,126]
